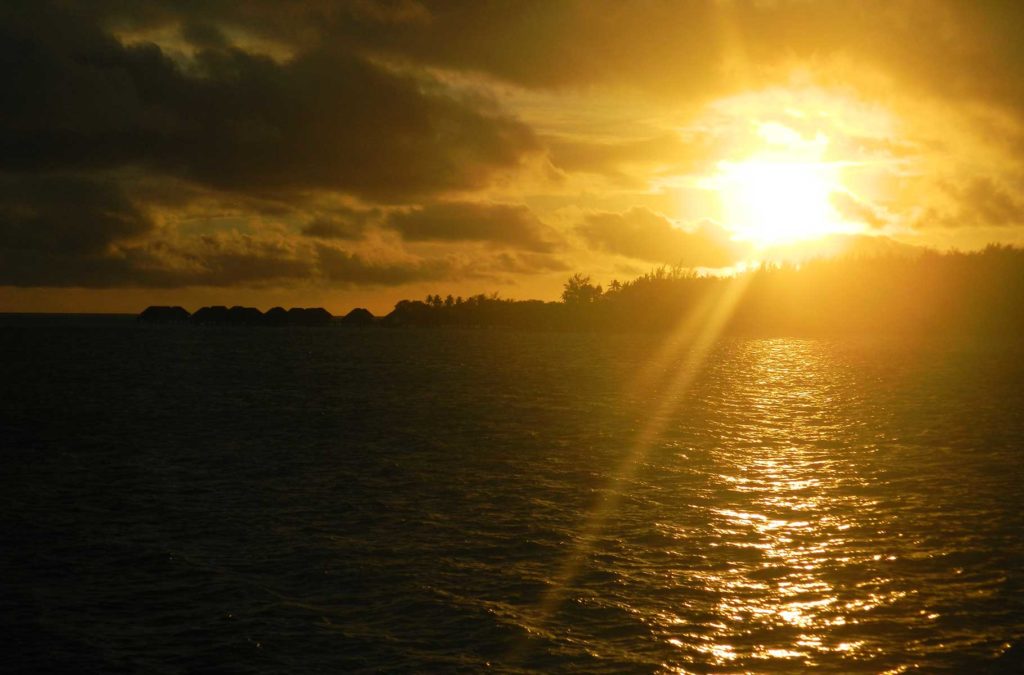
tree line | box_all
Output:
[383,246,1024,336]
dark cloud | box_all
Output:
[0,1,538,201]
[2,0,1021,299]
[139,1,1024,115]
[917,177,1024,228]
[0,0,547,290]
[0,232,312,288]
[0,249,154,288]
[0,174,152,253]
[492,251,571,275]
[546,133,718,181]
[301,207,379,240]
[319,1,724,92]
[386,202,560,252]
[831,191,888,229]
[316,245,452,286]
[180,20,230,50]
[956,177,1024,227]
[578,208,743,268]
[301,218,364,241]
[183,234,313,285]
[0,230,455,289]
[46,1,1024,116]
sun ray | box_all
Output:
[506,271,756,663]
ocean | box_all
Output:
[2,315,1023,672]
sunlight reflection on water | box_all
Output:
[684,341,865,666]
[4,321,1023,672]
[647,338,1009,671]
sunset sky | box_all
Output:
[3,0,1024,314]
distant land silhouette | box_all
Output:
[139,305,334,326]
[140,246,1024,336]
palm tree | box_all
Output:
[561,273,603,304]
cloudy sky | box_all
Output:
[3,0,1024,313]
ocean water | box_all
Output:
[2,315,1023,673]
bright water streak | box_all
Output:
[2,317,1023,672]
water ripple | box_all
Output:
[2,322,1023,671]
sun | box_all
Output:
[712,123,852,247]
[718,158,843,246]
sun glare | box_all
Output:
[718,159,843,245]
[712,122,853,247]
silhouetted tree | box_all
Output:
[561,273,603,304]
[377,248,1024,335]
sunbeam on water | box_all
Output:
[2,318,1024,672]
[660,340,895,669]
[618,338,1022,672]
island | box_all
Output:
[138,246,1024,337]
[139,305,334,326]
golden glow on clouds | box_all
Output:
[6,1,1024,313]
[694,95,896,249]
[111,22,296,64]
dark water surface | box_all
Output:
[2,315,1023,672]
